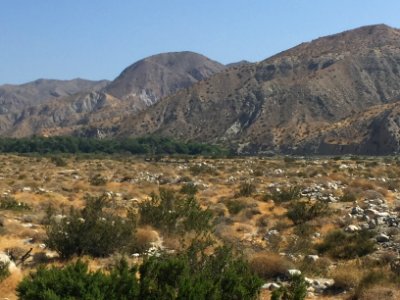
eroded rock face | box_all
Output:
[113,25,400,155]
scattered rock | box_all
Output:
[345,225,360,232]
[376,233,390,243]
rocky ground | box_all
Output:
[1,155,400,299]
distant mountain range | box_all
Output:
[2,24,400,155]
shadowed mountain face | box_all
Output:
[104,51,226,109]
[114,24,400,154]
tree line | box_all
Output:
[0,136,226,156]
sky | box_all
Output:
[1,0,400,84]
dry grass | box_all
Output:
[0,269,23,300]
[0,155,397,299]
[248,252,292,280]
[330,262,365,290]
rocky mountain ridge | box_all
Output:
[3,24,400,155]
[114,24,400,154]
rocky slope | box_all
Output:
[104,51,225,110]
[115,24,400,154]
[3,52,225,137]
[0,78,109,113]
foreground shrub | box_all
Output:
[317,230,375,259]
[17,259,139,300]
[46,195,136,258]
[17,247,262,300]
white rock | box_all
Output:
[287,269,302,276]
[376,233,390,243]
[306,255,319,262]
[0,253,17,273]
[345,225,360,232]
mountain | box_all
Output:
[226,60,252,68]
[3,52,225,137]
[114,24,400,154]
[0,78,109,114]
[104,51,225,110]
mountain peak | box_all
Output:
[104,51,225,106]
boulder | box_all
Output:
[0,252,17,273]
[376,233,390,243]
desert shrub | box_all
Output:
[139,189,212,235]
[0,261,10,283]
[271,274,308,300]
[317,230,375,259]
[0,195,30,211]
[18,248,262,300]
[226,199,248,215]
[17,259,139,300]
[89,174,107,186]
[285,235,313,255]
[139,246,262,300]
[46,195,136,258]
[189,163,217,176]
[236,181,256,197]
[331,263,364,290]
[133,228,159,253]
[50,156,67,167]
[298,257,331,277]
[339,191,357,202]
[249,253,291,280]
[287,200,330,225]
[180,182,198,195]
[266,186,302,203]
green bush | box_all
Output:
[17,247,262,300]
[0,195,30,211]
[266,186,302,203]
[46,195,136,258]
[287,200,330,225]
[316,229,375,259]
[139,189,212,235]
[139,246,262,300]
[17,259,139,300]
[271,274,308,300]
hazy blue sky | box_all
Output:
[1,0,399,84]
